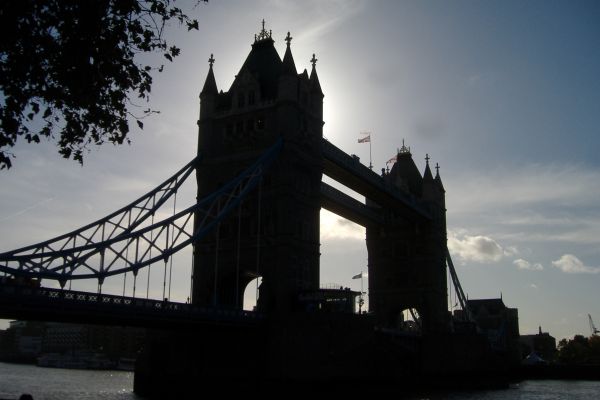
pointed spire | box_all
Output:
[435,162,445,192]
[423,154,434,180]
[309,53,322,94]
[201,53,218,95]
[281,32,297,76]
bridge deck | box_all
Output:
[0,283,264,329]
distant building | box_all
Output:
[0,320,45,362]
[0,320,145,364]
[43,322,145,361]
[456,298,521,366]
[520,326,557,363]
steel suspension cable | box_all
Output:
[235,189,242,308]
[255,177,262,306]
[146,197,155,299]
[123,212,132,297]
[168,185,177,301]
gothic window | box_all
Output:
[238,92,245,108]
[248,90,255,105]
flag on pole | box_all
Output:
[352,272,363,279]
[358,135,370,143]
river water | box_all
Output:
[1,362,600,399]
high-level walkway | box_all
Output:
[321,138,432,224]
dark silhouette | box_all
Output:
[0,1,206,169]
[0,21,529,397]
[558,334,600,365]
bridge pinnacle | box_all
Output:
[399,139,411,154]
[255,19,272,42]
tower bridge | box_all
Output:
[0,23,505,396]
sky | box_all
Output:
[1,0,600,341]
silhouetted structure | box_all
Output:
[0,22,519,397]
[193,25,323,315]
[520,326,557,363]
[133,23,505,397]
[367,145,448,333]
[456,298,521,367]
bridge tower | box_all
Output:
[367,144,449,333]
[193,23,324,315]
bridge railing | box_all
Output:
[0,282,265,322]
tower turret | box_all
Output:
[278,31,298,101]
[422,154,437,202]
[388,141,422,196]
[199,54,218,119]
[309,54,324,120]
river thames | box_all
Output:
[1,362,600,399]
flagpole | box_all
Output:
[369,139,372,170]
[359,131,372,169]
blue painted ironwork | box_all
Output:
[0,139,282,286]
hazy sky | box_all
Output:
[1,0,599,340]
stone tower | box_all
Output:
[366,143,449,333]
[192,23,324,315]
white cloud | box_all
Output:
[446,164,600,249]
[552,254,600,274]
[448,232,505,263]
[513,258,543,271]
[320,209,365,241]
[529,283,539,289]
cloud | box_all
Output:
[552,254,600,274]
[446,164,600,247]
[448,164,600,213]
[513,258,544,271]
[448,232,505,263]
[320,209,365,241]
[529,283,539,289]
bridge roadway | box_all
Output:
[321,138,432,223]
[0,282,264,330]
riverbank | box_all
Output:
[518,364,600,380]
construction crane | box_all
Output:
[589,314,599,335]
